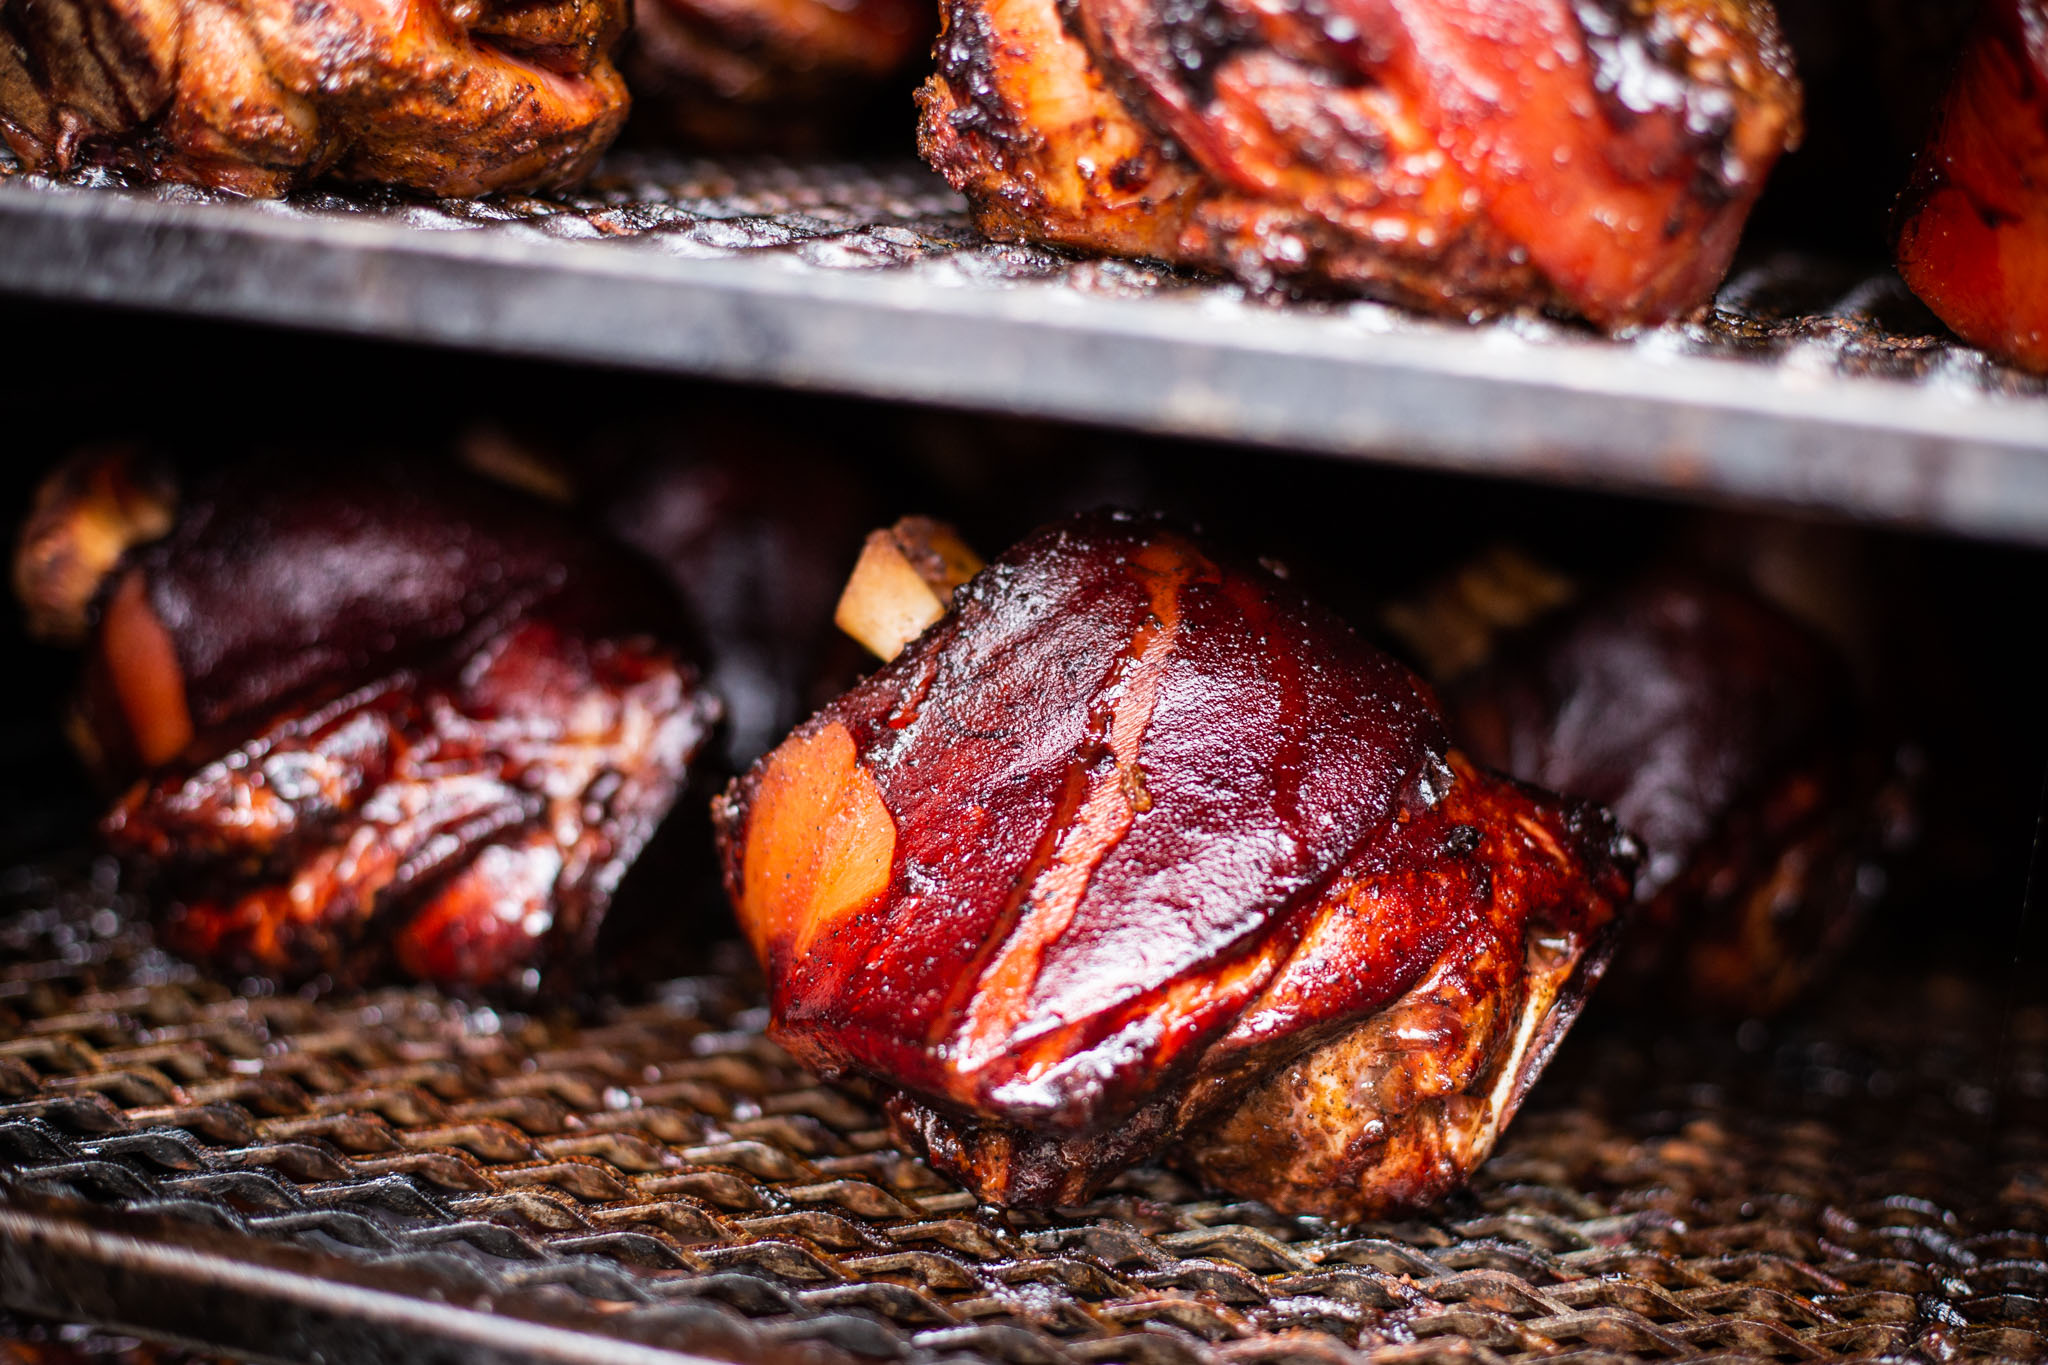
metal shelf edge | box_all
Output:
[4,180,2046,543]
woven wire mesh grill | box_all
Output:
[2,148,2041,401]
[2,860,2045,1365]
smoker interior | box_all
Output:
[3,294,2048,1365]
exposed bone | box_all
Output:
[15,446,178,645]
[834,516,984,661]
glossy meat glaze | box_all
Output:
[716,513,1635,1214]
[917,0,1803,327]
[47,457,719,987]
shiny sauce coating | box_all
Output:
[726,514,1460,1129]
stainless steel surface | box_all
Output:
[1,155,2046,542]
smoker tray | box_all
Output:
[2,862,2044,1365]
[2,155,2047,545]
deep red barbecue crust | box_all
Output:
[68,460,720,989]
[1895,0,2048,373]
[715,513,1636,1214]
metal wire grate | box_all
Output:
[5,151,2048,544]
[6,149,2040,399]
[2,860,2044,1365]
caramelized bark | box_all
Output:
[716,513,1634,1211]
[1177,756,1622,1220]
[834,516,985,663]
[1895,0,2048,373]
[39,455,719,988]
[918,0,1801,327]
[1442,571,1908,1015]
[0,0,627,195]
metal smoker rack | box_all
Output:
[3,152,2048,1365]
[1,865,2045,1365]
[2,155,2046,544]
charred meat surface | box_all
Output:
[625,0,930,151]
[0,0,629,196]
[916,0,1802,328]
[1895,0,2048,373]
[18,453,719,988]
[1437,571,1909,1015]
[714,513,1634,1216]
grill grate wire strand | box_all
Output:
[0,863,2044,1365]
